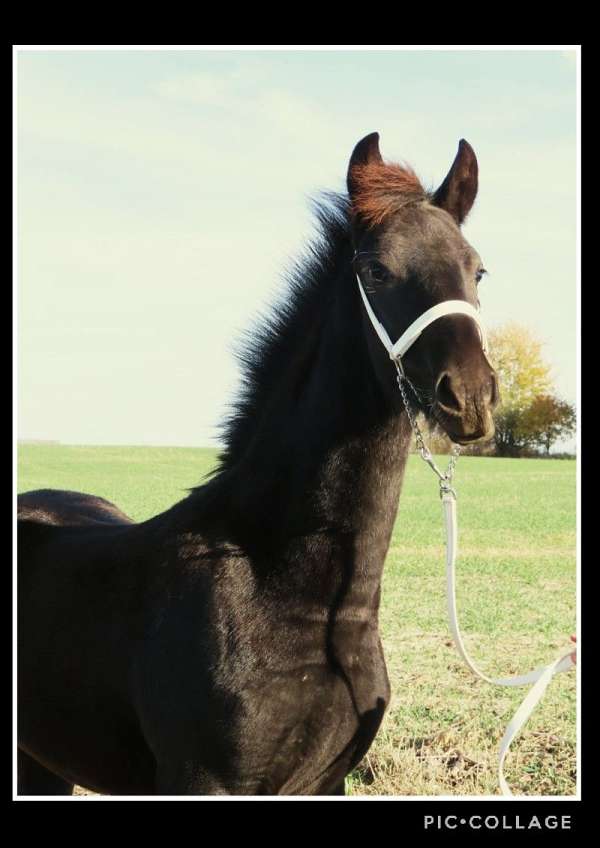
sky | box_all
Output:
[16,48,578,449]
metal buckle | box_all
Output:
[439,479,457,500]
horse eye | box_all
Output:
[475,267,487,284]
[368,261,391,284]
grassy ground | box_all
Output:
[17,444,577,797]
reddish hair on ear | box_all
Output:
[348,160,426,227]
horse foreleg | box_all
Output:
[326,779,346,796]
[17,749,74,796]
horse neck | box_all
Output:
[213,256,413,602]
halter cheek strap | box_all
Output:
[356,274,488,371]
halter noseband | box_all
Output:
[355,273,488,373]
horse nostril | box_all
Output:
[435,372,464,414]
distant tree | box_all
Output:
[488,324,554,457]
[522,394,576,455]
[488,324,553,409]
[490,406,527,456]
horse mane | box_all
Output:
[210,191,353,476]
[204,158,426,481]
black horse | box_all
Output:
[18,132,498,796]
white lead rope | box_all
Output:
[442,490,575,796]
[355,271,576,796]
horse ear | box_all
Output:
[433,139,478,225]
[347,132,383,201]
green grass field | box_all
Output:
[17,444,577,797]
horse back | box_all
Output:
[17,489,135,563]
[18,489,134,528]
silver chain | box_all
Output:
[394,361,461,499]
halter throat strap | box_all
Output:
[356,274,488,369]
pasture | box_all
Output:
[17,444,576,796]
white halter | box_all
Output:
[355,274,488,371]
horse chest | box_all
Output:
[222,631,391,794]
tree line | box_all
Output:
[422,323,576,458]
